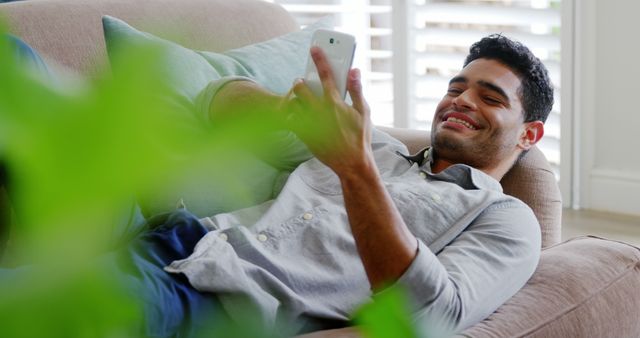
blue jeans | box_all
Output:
[114,209,226,338]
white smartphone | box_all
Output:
[304,29,356,100]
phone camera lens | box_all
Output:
[329,38,334,44]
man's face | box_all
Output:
[430,58,525,170]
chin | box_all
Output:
[432,133,483,165]
[432,132,465,153]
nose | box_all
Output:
[451,90,477,111]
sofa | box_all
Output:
[1,0,639,337]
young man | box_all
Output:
[145,33,552,336]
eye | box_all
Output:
[483,96,502,105]
[447,88,462,96]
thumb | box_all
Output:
[347,68,368,117]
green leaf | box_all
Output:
[353,286,424,338]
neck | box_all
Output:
[431,152,518,182]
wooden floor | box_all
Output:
[562,208,640,247]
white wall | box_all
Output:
[573,0,640,216]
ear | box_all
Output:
[517,121,544,150]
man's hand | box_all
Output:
[285,47,373,175]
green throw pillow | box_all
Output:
[102,16,331,218]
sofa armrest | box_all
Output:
[298,237,640,338]
[457,236,640,337]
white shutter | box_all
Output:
[266,0,562,176]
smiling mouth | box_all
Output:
[445,116,477,130]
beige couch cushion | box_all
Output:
[1,0,298,78]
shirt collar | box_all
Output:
[394,147,431,166]
[397,147,503,192]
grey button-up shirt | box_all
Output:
[165,128,541,333]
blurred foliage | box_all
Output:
[0,19,283,337]
[0,20,428,338]
[353,286,424,338]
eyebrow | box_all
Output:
[448,76,511,105]
[478,80,510,104]
[449,76,466,85]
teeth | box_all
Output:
[447,117,476,130]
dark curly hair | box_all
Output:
[464,34,554,123]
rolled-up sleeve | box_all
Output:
[388,201,541,332]
[194,75,256,122]
[194,76,312,171]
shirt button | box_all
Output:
[218,233,228,241]
[257,233,268,242]
[302,212,314,220]
[419,171,427,179]
[431,193,441,202]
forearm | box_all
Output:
[338,155,418,290]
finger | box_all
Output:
[310,46,340,102]
[283,80,298,102]
[291,78,318,107]
[347,68,370,118]
[278,79,299,111]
